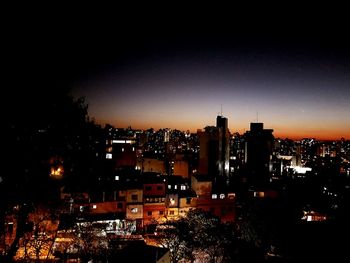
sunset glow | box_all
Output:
[72,42,350,140]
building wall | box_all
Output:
[126,189,143,220]
[245,123,274,188]
[198,129,207,174]
[166,194,179,207]
[166,207,179,219]
[126,204,143,220]
[191,176,212,197]
[142,158,166,174]
[144,183,165,196]
[113,143,137,168]
[198,116,230,179]
[173,160,189,177]
[179,196,197,209]
[196,196,235,223]
[89,201,125,214]
[126,189,143,203]
[143,203,166,225]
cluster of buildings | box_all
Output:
[2,114,350,261]
[60,116,241,234]
[50,115,350,230]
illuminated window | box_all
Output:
[121,148,124,152]
[168,185,171,189]
[254,191,265,198]
[92,205,97,209]
[220,194,225,199]
[50,166,64,179]
[106,153,112,159]
[131,207,138,213]
[115,175,119,181]
[170,198,175,205]
[212,194,217,199]
[174,185,177,190]
[180,185,186,190]
[228,193,236,199]
[106,146,113,153]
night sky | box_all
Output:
[6,9,350,140]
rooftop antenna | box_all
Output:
[221,104,223,116]
[256,111,259,122]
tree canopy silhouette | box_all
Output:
[4,87,103,199]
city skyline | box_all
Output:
[3,10,350,262]
[7,13,350,140]
[70,32,350,140]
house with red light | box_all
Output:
[142,172,167,225]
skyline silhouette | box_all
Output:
[70,36,350,140]
[6,10,350,140]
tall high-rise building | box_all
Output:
[198,115,230,184]
[244,122,274,188]
[216,115,230,178]
[164,129,170,142]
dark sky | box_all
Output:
[5,8,350,139]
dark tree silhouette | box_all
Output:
[157,209,236,263]
[2,87,103,261]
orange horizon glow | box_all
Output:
[94,118,348,141]
[74,41,350,144]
